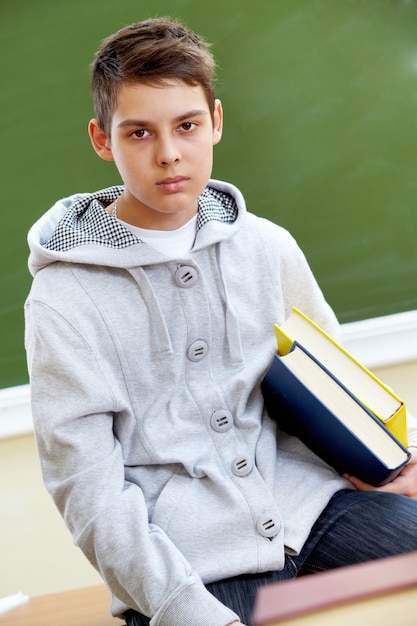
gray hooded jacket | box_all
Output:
[25,179,355,625]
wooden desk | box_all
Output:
[1,585,125,626]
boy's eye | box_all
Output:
[132,129,149,138]
[180,122,195,131]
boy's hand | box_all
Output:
[343,448,417,499]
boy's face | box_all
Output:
[89,80,223,230]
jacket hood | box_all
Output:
[27,179,246,277]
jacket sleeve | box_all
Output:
[259,218,341,340]
[24,297,239,626]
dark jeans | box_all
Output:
[125,489,417,625]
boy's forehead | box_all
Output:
[112,80,210,124]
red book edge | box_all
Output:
[252,551,417,626]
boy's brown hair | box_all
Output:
[90,17,217,138]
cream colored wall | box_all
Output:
[1,359,416,599]
[0,434,102,599]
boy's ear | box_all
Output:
[88,119,114,161]
[212,99,223,145]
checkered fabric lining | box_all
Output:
[44,185,238,252]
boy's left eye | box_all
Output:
[180,122,195,131]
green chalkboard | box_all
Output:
[1,0,417,388]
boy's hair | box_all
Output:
[90,17,217,138]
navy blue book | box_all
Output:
[261,343,411,486]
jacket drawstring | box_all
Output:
[215,244,244,365]
[126,267,173,356]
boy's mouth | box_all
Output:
[157,176,189,193]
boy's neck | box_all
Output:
[109,194,199,231]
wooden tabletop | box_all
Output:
[1,585,125,626]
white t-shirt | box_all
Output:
[117,214,197,257]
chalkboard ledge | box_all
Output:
[341,309,417,369]
[0,384,31,440]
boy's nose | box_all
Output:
[156,136,181,166]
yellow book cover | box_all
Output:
[275,308,407,446]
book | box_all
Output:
[252,550,417,626]
[275,307,407,445]
[261,343,410,486]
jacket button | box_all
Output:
[256,514,280,538]
[210,410,233,433]
[175,265,199,288]
[231,456,253,477]
[187,340,209,361]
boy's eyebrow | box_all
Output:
[117,109,209,128]
[174,109,209,123]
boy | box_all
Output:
[25,17,417,626]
